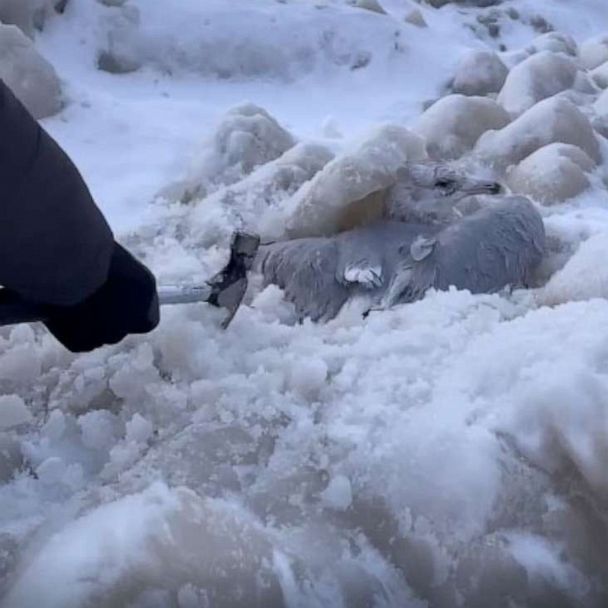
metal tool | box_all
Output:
[0,231,261,329]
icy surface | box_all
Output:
[3,1,608,607]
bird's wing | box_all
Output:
[256,238,350,321]
[382,198,545,307]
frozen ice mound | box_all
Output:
[3,484,285,608]
[475,96,601,170]
[163,103,296,203]
[96,0,414,81]
[593,86,608,118]
[203,103,296,188]
[497,51,579,117]
[0,0,62,37]
[0,23,62,119]
[413,94,510,160]
[526,31,578,57]
[188,142,335,246]
[451,49,509,96]
[538,232,608,306]
[284,124,427,238]
[506,143,596,204]
[590,60,608,89]
[579,34,608,70]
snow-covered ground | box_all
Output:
[3,0,608,606]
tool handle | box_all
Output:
[0,284,213,328]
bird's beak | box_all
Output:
[462,181,503,196]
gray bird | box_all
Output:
[255,163,544,321]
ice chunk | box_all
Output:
[475,97,601,170]
[125,413,154,444]
[0,395,31,429]
[0,0,59,37]
[188,142,334,245]
[97,4,141,74]
[506,143,595,205]
[285,124,426,237]
[452,50,508,96]
[4,485,283,607]
[593,87,608,118]
[0,433,23,482]
[497,51,578,117]
[413,94,510,160]
[538,233,608,306]
[321,475,353,510]
[404,8,427,28]
[590,60,608,89]
[171,103,296,200]
[354,0,386,14]
[0,24,62,119]
[527,32,578,57]
[288,357,328,399]
[579,35,608,70]
[79,411,120,451]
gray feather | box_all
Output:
[382,196,546,307]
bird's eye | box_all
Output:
[435,179,453,188]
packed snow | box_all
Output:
[3,0,608,607]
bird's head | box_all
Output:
[387,162,502,224]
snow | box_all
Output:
[538,232,608,306]
[3,0,608,606]
[0,396,31,430]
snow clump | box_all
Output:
[578,34,608,70]
[451,49,509,96]
[188,142,335,246]
[413,94,510,160]
[285,124,426,237]
[590,61,608,89]
[165,103,296,203]
[475,96,601,169]
[0,0,63,37]
[506,143,596,204]
[95,0,416,81]
[593,87,608,118]
[0,395,32,430]
[0,24,62,118]
[538,232,608,306]
[526,31,578,56]
[496,51,579,117]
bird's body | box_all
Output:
[256,220,438,321]
[256,196,545,321]
[381,196,545,308]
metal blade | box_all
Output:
[206,232,261,328]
